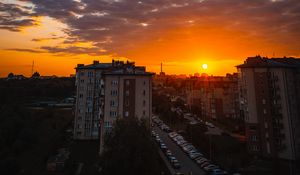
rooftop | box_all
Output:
[236,56,300,68]
[76,60,154,76]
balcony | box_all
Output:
[273,122,284,130]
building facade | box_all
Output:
[73,60,153,148]
[237,56,300,160]
[185,74,240,120]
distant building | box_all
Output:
[73,60,153,152]
[185,73,240,120]
[7,73,26,80]
[31,71,40,79]
[237,56,300,160]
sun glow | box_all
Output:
[202,63,208,70]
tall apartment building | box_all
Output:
[185,74,240,120]
[237,56,300,160]
[74,60,153,148]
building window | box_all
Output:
[125,111,129,117]
[143,81,146,85]
[249,126,256,131]
[125,80,130,86]
[251,135,257,141]
[111,80,118,86]
[143,100,146,107]
[79,94,83,98]
[88,71,93,77]
[263,109,267,114]
[265,122,268,128]
[143,90,146,96]
[125,90,129,96]
[262,99,266,104]
[104,121,111,128]
[143,110,146,115]
[80,79,84,83]
[110,100,118,107]
[110,111,117,117]
[265,133,269,138]
[252,145,259,151]
[111,90,118,96]
[125,100,129,106]
[266,142,271,154]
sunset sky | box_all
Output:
[1,0,300,77]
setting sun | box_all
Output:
[202,64,208,70]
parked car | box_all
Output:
[210,169,228,175]
[160,143,167,150]
[189,152,203,160]
[165,149,172,157]
[173,135,183,142]
[183,145,195,153]
[195,157,208,164]
[203,164,219,172]
[172,160,181,169]
[176,140,187,145]
[180,142,190,148]
[151,131,156,137]
[168,132,178,138]
[169,156,176,163]
[174,172,185,175]
[199,161,211,168]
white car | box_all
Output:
[168,132,178,138]
[183,145,195,152]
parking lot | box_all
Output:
[154,126,206,175]
[152,115,229,175]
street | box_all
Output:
[154,126,206,175]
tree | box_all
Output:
[100,117,161,175]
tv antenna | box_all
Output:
[31,60,34,75]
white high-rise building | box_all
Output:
[73,60,153,150]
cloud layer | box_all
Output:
[2,0,300,57]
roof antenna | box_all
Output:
[31,60,34,76]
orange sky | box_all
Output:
[1,0,299,77]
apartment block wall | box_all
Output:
[100,75,152,152]
[238,57,300,160]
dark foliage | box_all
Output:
[0,78,75,106]
[100,117,161,175]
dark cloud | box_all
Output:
[40,46,107,56]
[5,48,44,53]
[0,2,37,31]
[32,36,64,42]
[3,0,300,56]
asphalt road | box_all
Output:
[154,126,206,175]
